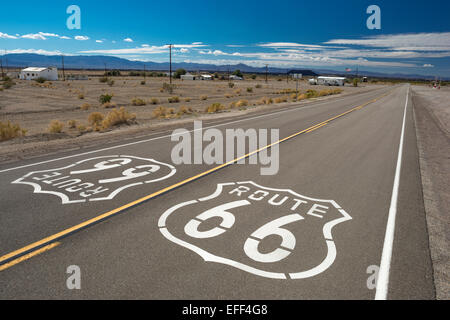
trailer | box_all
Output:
[316,76,346,86]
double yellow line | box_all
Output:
[0,90,392,271]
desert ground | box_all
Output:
[0,72,387,161]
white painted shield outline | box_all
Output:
[12,155,176,204]
[159,181,352,280]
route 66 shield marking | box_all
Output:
[12,155,176,204]
[159,181,352,280]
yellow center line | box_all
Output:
[306,123,327,133]
[0,89,394,270]
[0,242,60,272]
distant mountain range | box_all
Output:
[1,53,444,80]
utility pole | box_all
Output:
[61,54,66,81]
[265,64,268,83]
[166,44,173,84]
[0,58,4,80]
[143,64,146,81]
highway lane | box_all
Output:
[0,85,435,299]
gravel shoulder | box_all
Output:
[412,85,450,300]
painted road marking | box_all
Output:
[0,89,394,271]
[0,87,391,174]
[0,242,60,272]
[159,181,351,279]
[12,155,176,204]
[375,86,410,300]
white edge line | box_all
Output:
[0,88,388,174]
[375,85,409,300]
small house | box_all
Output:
[20,67,58,81]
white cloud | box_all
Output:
[0,32,18,39]
[96,40,103,43]
[75,35,90,41]
[142,44,150,47]
[423,64,434,68]
[39,32,59,38]
[4,48,69,56]
[180,48,189,53]
[325,32,450,51]
[59,36,71,40]
[124,38,133,42]
[79,46,167,55]
[21,33,47,40]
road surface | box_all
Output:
[0,85,435,299]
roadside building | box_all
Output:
[200,74,213,80]
[317,76,346,86]
[20,67,58,81]
[180,73,197,80]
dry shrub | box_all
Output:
[297,94,307,101]
[102,107,136,129]
[102,102,117,109]
[88,112,104,126]
[247,87,253,93]
[149,98,159,105]
[168,96,180,103]
[234,89,241,95]
[177,106,193,116]
[306,90,319,98]
[152,106,167,118]
[236,100,249,108]
[255,84,262,89]
[184,97,191,102]
[80,103,91,111]
[290,93,298,100]
[205,103,225,113]
[0,121,27,141]
[132,97,146,106]
[77,124,87,133]
[200,95,208,101]
[48,120,64,133]
[333,88,343,94]
[275,97,288,103]
[78,93,85,100]
[67,120,77,129]
[225,93,232,98]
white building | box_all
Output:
[180,73,197,80]
[200,74,213,80]
[20,67,58,81]
[316,76,346,86]
[229,75,243,80]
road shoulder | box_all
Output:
[412,86,450,300]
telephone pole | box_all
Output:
[0,58,4,80]
[265,64,268,83]
[61,54,66,81]
[143,64,146,81]
[166,44,174,84]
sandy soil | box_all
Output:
[0,74,386,162]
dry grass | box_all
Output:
[149,98,159,105]
[177,105,194,116]
[205,103,225,113]
[168,96,180,103]
[102,107,136,129]
[102,102,117,109]
[184,97,191,102]
[0,121,27,141]
[80,103,91,111]
[235,100,249,108]
[257,97,273,105]
[200,95,208,101]
[78,93,85,100]
[152,106,167,119]
[67,120,77,129]
[274,97,288,103]
[88,112,104,126]
[48,120,64,133]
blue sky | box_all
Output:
[1,0,450,76]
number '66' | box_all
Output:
[184,201,303,263]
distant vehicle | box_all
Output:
[310,76,346,86]
[362,77,368,82]
[229,75,243,80]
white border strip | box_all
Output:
[0,88,388,174]
[375,85,410,300]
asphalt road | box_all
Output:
[0,85,435,299]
